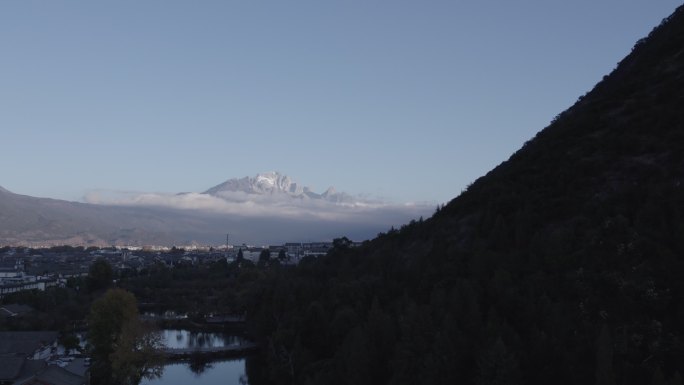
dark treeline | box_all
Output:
[240,6,684,385]
[121,257,267,317]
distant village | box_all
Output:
[0,240,361,384]
[0,241,361,299]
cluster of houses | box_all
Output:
[0,240,364,384]
[0,241,362,298]
[0,259,61,299]
[0,331,88,385]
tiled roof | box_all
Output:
[0,331,58,355]
[17,365,86,385]
[0,356,25,380]
[0,304,34,317]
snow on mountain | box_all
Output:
[204,172,356,204]
[79,172,434,243]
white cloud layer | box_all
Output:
[84,190,434,225]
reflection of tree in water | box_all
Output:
[225,335,241,346]
[187,331,211,348]
[161,330,245,350]
[188,352,213,377]
[185,331,237,349]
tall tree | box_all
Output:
[259,249,271,265]
[88,288,163,385]
[332,236,352,251]
[88,258,113,293]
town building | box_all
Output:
[0,331,87,385]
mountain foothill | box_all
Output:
[0,172,431,246]
[240,6,684,385]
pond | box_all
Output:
[140,330,264,385]
[140,359,249,385]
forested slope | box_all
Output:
[244,5,684,385]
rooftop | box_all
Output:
[0,331,58,355]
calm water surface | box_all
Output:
[160,329,244,349]
[143,330,256,384]
[140,359,249,385]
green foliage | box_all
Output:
[88,258,113,293]
[259,249,271,266]
[88,288,163,385]
[109,319,164,385]
[1,287,89,331]
[332,237,352,251]
[59,333,82,353]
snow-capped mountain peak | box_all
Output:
[203,172,354,204]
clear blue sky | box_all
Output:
[1,1,680,204]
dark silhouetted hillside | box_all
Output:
[243,5,684,385]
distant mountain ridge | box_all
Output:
[0,186,176,246]
[204,172,356,204]
[0,174,430,246]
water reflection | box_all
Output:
[188,357,213,376]
[142,310,188,320]
[160,329,244,349]
[139,360,248,385]
[140,330,264,385]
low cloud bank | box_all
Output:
[84,190,435,226]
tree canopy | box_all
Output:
[88,288,163,385]
[88,258,113,293]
